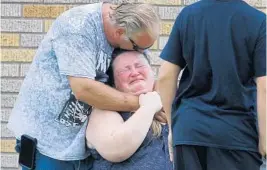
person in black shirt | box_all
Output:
[157,0,266,169]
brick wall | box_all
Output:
[1,0,265,169]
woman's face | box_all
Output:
[113,51,154,95]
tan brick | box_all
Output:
[1,49,36,62]
[1,140,16,153]
[160,22,174,35]
[137,0,181,5]
[23,5,72,18]
[1,34,20,47]
[44,20,54,32]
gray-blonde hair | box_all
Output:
[151,120,162,137]
[109,3,160,39]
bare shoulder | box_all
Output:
[88,108,124,129]
[90,108,122,120]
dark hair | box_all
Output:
[106,48,150,86]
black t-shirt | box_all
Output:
[160,0,266,152]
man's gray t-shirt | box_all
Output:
[7,3,114,161]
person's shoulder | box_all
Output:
[181,1,265,22]
[90,108,121,120]
[177,1,205,19]
[237,1,266,18]
[234,1,266,26]
[51,3,102,36]
[88,109,124,128]
[181,1,206,12]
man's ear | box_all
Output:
[115,28,125,37]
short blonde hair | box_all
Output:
[110,3,160,38]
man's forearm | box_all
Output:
[256,76,266,156]
[157,61,181,126]
[69,77,139,111]
[258,86,266,153]
[157,76,177,126]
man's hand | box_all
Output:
[133,89,151,96]
[68,77,139,111]
[139,92,162,113]
[256,76,266,158]
[259,136,266,157]
[154,110,167,124]
[139,92,166,123]
[168,131,174,162]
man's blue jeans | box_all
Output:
[21,150,92,170]
[16,140,92,170]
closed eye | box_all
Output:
[118,69,129,74]
[117,67,131,75]
[135,64,145,68]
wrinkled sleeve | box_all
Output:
[160,13,186,68]
[253,19,266,77]
[52,34,96,79]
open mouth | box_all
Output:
[129,79,144,85]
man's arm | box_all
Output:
[256,76,266,157]
[157,61,182,126]
[86,92,162,162]
[52,33,139,112]
[253,19,266,157]
[157,61,182,162]
[68,76,139,111]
